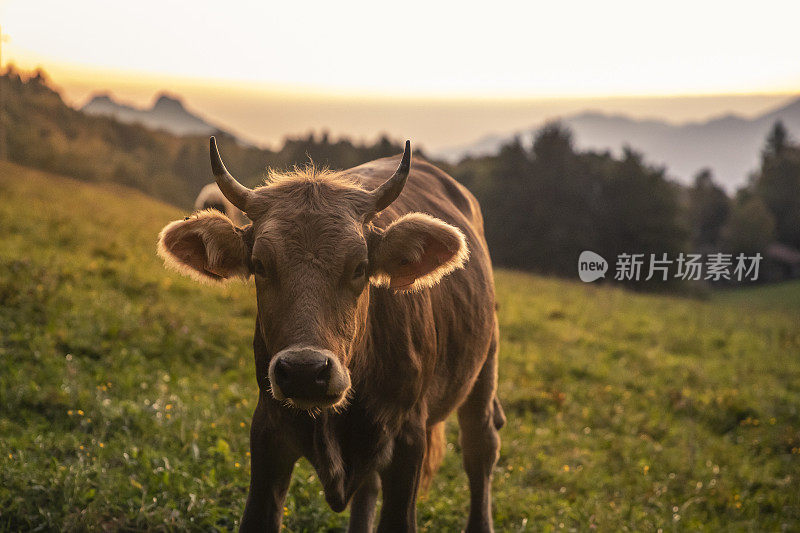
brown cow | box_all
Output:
[157,137,504,532]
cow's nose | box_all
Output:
[272,349,332,400]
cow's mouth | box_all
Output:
[282,390,350,411]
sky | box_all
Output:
[4,0,800,97]
[2,0,799,150]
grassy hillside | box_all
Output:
[713,279,800,313]
[1,161,798,531]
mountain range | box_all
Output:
[433,96,800,191]
[82,89,800,192]
[82,93,224,137]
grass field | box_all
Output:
[1,161,799,531]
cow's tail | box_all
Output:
[420,421,446,494]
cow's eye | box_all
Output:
[252,258,268,278]
[353,261,367,280]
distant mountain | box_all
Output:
[82,92,223,137]
[434,96,800,191]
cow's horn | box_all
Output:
[371,140,411,213]
[210,136,253,212]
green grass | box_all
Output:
[713,279,800,312]
[1,161,799,531]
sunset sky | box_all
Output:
[2,0,799,150]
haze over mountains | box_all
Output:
[434,97,800,191]
[82,93,225,137]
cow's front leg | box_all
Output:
[376,420,426,533]
[348,470,380,533]
[240,402,298,533]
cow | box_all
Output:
[194,182,249,225]
[157,137,504,532]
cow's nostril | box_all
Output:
[275,358,290,382]
[315,359,332,386]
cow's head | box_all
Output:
[158,138,468,411]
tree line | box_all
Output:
[447,120,800,284]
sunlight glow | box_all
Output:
[2,0,799,98]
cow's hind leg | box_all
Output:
[457,333,502,533]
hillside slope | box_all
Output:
[1,162,798,530]
[0,71,406,211]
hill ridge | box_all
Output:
[435,96,800,191]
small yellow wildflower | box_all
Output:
[562,465,570,472]
[67,410,73,416]
[643,465,650,475]
[99,442,104,448]
[235,462,240,468]
[211,422,216,428]
[165,404,173,411]
[240,422,246,428]
[77,410,84,416]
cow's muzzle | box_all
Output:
[268,346,350,409]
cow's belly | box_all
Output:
[425,275,496,423]
[426,334,493,423]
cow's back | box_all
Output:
[349,156,485,239]
[347,155,497,423]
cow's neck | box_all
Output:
[349,288,428,417]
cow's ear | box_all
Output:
[369,213,468,291]
[158,209,251,282]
